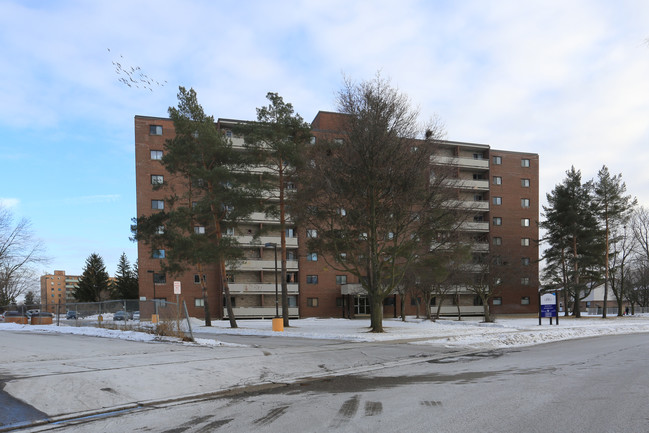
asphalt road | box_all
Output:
[4,332,649,432]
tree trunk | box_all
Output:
[197,263,211,327]
[602,212,609,318]
[370,295,384,332]
[221,261,237,328]
[482,302,492,323]
[279,161,289,327]
[400,293,406,321]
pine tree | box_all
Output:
[541,167,604,317]
[593,165,636,317]
[75,253,110,302]
[132,87,263,327]
[238,93,311,327]
[110,253,139,300]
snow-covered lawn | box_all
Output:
[3,314,649,350]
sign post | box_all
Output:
[174,281,181,325]
[539,292,559,325]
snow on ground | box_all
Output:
[2,314,649,349]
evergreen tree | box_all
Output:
[541,167,604,317]
[132,87,263,327]
[75,253,110,302]
[23,290,36,306]
[592,165,636,317]
[238,92,311,327]
[110,253,139,300]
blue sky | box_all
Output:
[1,0,649,280]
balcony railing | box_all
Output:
[443,179,490,191]
[228,283,299,294]
[230,259,299,271]
[236,235,298,247]
[459,221,490,232]
[435,156,490,170]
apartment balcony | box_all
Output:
[230,259,299,271]
[435,156,490,170]
[459,222,490,232]
[446,200,489,211]
[223,307,299,319]
[229,283,299,294]
[444,179,489,191]
[236,235,298,247]
[245,212,295,224]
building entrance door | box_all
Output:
[354,296,370,315]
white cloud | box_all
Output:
[0,198,20,209]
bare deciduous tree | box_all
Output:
[0,206,47,306]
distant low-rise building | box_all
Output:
[40,271,80,312]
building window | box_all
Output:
[338,252,347,262]
[521,159,530,167]
[493,297,502,305]
[493,196,502,205]
[307,252,318,261]
[521,296,530,305]
[521,277,530,285]
[473,173,484,180]
[149,125,163,135]
[150,150,163,160]
[194,226,205,234]
[473,153,484,160]
[336,297,344,307]
[151,200,164,210]
[306,275,318,284]
[333,138,344,145]
[521,257,530,266]
[522,178,530,187]
[521,218,530,227]
[387,232,394,240]
[151,175,164,185]
[194,298,204,307]
[225,227,235,236]
[286,228,295,238]
[493,156,502,165]
[493,237,502,246]
[474,194,483,201]
[156,226,164,235]
[338,208,347,216]
[153,273,166,284]
[336,275,347,285]
[493,217,502,226]
[521,198,530,208]
[307,229,317,238]
[310,136,316,145]
[521,238,530,246]
[493,176,502,185]
[287,250,296,260]
[152,249,165,259]
[307,297,319,307]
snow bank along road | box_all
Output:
[3,315,649,431]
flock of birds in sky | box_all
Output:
[108,48,167,91]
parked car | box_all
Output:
[113,311,132,321]
[132,311,140,320]
[26,309,40,317]
[66,311,78,320]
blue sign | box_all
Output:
[541,304,557,318]
[540,293,557,318]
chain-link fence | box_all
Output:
[1,299,193,340]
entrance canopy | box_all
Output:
[341,283,366,296]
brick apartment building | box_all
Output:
[135,112,539,320]
[40,270,80,313]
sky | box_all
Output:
[1,0,649,280]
